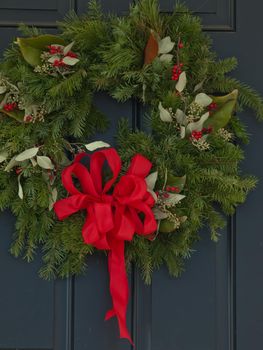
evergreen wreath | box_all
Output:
[0,0,262,284]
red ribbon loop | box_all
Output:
[54,148,157,344]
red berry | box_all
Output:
[178,41,184,49]
[3,103,17,112]
[24,115,33,123]
[174,187,180,193]
[15,167,22,175]
[179,63,184,67]
[191,130,203,140]
[208,102,217,111]
[166,186,171,192]
[48,45,62,55]
[66,51,78,58]
[163,192,170,198]
[156,191,159,197]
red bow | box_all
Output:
[54,148,157,344]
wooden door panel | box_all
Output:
[0,212,53,349]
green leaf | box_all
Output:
[159,219,177,233]
[158,36,175,54]
[4,156,19,172]
[18,174,23,200]
[15,147,39,161]
[85,141,110,151]
[145,171,158,190]
[193,81,204,92]
[0,151,8,163]
[62,56,80,66]
[159,102,172,122]
[48,56,60,64]
[164,193,185,206]
[166,174,186,192]
[176,72,187,92]
[37,156,54,170]
[159,54,173,62]
[195,93,212,107]
[175,109,187,124]
[153,208,169,220]
[0,86,7,94]
[186,112,209,135]
[0,108,24,122]
[49,188,58,211]
[204,90,238,131]
[63,42,75,55]
[17,35,65,66]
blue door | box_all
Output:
[0,1,262,349]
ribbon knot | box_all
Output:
[54,148,157,344]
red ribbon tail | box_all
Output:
[106,241,134,345]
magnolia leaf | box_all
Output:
[193,81,204,92]
[159,219,178,233]
[210,89,238,106]
[175,108,187,125]
[166,174,186,191]
[158,36,175,54]
[17,35,65,67]
[164,193,186,206]
[203,90,238,132]
[186,112,209,135]
[49,188,58,211]
[0,151,8,163]
[37,156,54,170]
[18,175,23,200]
[195,93,212,107]
[159,102,173,122]
[63,42,75,55]
[159,54,173,62]
[0,108,24,122]
[15,147,39,162]
[148,189,158,203]
[85,141,110,151]
[204,99,237,131]
[180,216,188,223]
[0,86,7,94]
[52,188,58,202]
[62,56,80,66]
[153,207,169,220]
[30,158,37,167]
[4,156,19,172]
[145,171,158,190]
[48,56,60,63]
[144,31,159,65]
[180,126,186,139]
[176,72,187,92]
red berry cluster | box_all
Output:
[48,45,62,55]
[66,51,78,58]
[166,185,180,193]
[191,126,213,140]
[172,63,183,81]
[53,59,66,67]
[3,102,17,112]
[202,126,213,134]
[48,45,78,58]
[208,102,217,111]
[191,130,203,140]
